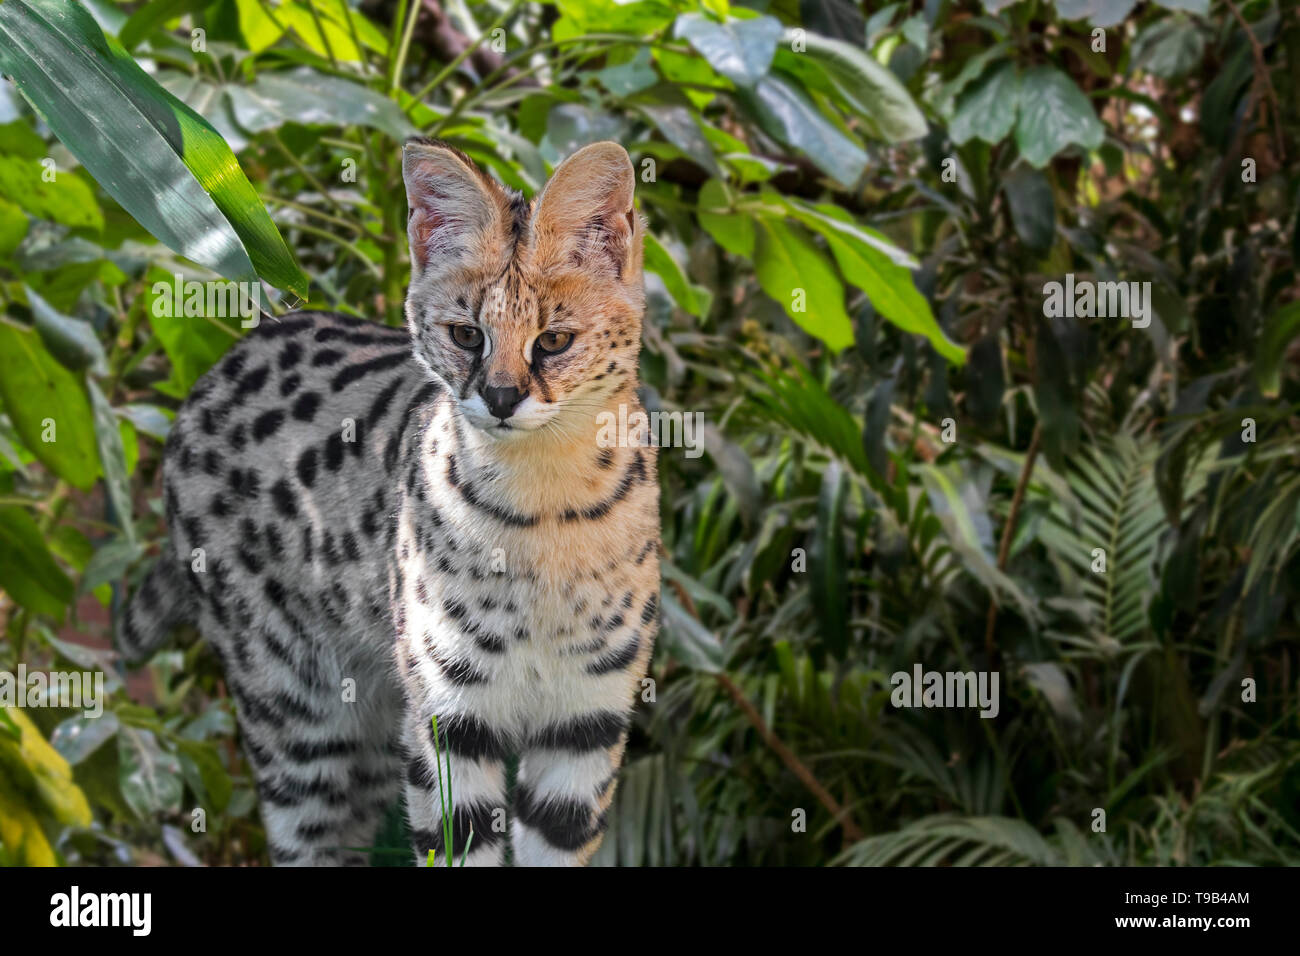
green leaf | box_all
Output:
[0,505,74,620]
[697,178,754,256]
[0,155,103,231]
[0,0,309,297]
[0,196,28,256]
[145,267,242,396]
[1014,66,1105,168]
[775,29,928,142]
[787,200,965,364]
[1001,163,1056,254]
[118,0,213,51]
[118,726,184,819]
[51,711,120,766]
[753,219,854,352]
[644,233,712,318]
[235,67,417,141]
[1053,0,1137,27]
[0,321,99,489]
[1133,16,1205,80]
[736,72,867,188]
[674,13,782,87]
[1153,0,1209,13]
[1257,301,1300,397]
[24,285,109,376]
[232,0,288,52]
[87,379,136,542]
[810,461,849,657]
[659,591,724,673]
[950,61,1019,146]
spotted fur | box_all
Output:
[118,142,659,866]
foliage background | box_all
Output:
[1,0,1298,866]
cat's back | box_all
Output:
[159,311,435,638]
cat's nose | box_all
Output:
[481,384,526,421]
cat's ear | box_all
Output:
[402,140,502,276]
[532,142,640,283]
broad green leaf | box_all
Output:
[24,285,109,376]
[118,0,212,50]
[674,13,781,86]
[753,219,854,352]
[773,197,964,363]
[51,711,120,766]
[697,178,754,256]
[775,29,928,142]
[0,0,309,297]
[950,61,1019,146]
[144,267,242,396]
[0,155,103,231]
[736,72,867,188]
[1001,162,1056,254]
[82,535,146,593]
[644,233,712,318]
[1153,0,1209,13]
[279,1,364,61]
[1054,0,1137,27]
[234,67,417,141]
[233,0,288,52]
[87,379,136,542]
[0,505,74,619]
[1133,16,1205,79]
[1014,66,1105,168]
[595,46,659,96]
[118,727,184,819]
[0,197,28,256]
[636,104,721,177]
[0,321,99,489]
[659,591,724,673]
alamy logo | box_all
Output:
[1042,273,1151,328]
[595,403,704,458]
[0,665,104,718]
[50,886,151,936]
[151,272,262,327]
[890,664,1000,719]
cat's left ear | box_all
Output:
[532,142,640,283]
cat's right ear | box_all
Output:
[402,140,501,277]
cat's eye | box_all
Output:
[449,325,483,349]
[536,330,573,355]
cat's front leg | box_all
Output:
[511,711,629,866]
[401,699,510,867]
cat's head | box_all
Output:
[401,139,644,439]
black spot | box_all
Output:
[293,391,322,422]
[640,593,658,625]
[278,341,304,370]
[220,351,248,381]
[297,447,318,488]
[280,373,302,397]
[312,349,345,367]
[270,479,298,517]
[253,409,286,442]
[238,365,270,395]
[325,432,344,471]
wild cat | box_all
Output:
[117,141,660,866]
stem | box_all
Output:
[983,423,1042,661]
[663,572,866,843]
